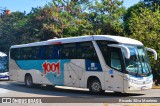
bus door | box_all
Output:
[105,47,124,92]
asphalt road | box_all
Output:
[0,81,160,103]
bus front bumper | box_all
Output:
[124,81,153,93]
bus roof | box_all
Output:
[0,52,7,57]
[93,35,143,45]
[10,35,143,48]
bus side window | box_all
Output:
[96,41,110,65]
[109,48,122,72]
[38,46,45,59]
[62,43,76,59]
[22,47,32,60]
[77,42,99,62]
[46,45,53,59]
[16,48,23,60]
[46,45,61,59]
[10,48,16,59]
[32,47,39,60]
[55,45,62,59]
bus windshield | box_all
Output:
[124,45,151,76]
[0,56,8,72]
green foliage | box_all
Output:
[0,12,27,53]
[123,2,160,71]
[142,0,160,11]
[25,0,93,39]
[143,0,160,6]
[88,0,126,35]
[0,0,127,53]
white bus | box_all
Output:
[9,35,157,93]
[0,52,9,80]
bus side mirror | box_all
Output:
[145,47,157,60]
[108,44,130,59]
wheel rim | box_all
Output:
[91,82,101,92]
[26,76,32,86]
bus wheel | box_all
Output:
[46,85,55,90]
[114,91,122,95]
[88,79,104,94]
[25,75,33,87]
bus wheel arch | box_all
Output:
[87,76,104,94]
[25,73,34,88]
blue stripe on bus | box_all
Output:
[15,59,103,85]
[0,76,9,78]
[15,60,71,85]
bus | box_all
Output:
[0,52,9,80]
[9,35,157,93]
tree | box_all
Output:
[142,0,160,5]
[123,2,160,71]
[87,0,126,35]
[142,0,160,10]
[25,0,93,39]
[0,0,127,53]
[0,11,27,53]
[45,0,93,38]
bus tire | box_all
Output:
[46,85,55,90]
[114,91,122,94]
[88,79,104,94]
[25,74,33,88]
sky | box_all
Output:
[0,0,140,13]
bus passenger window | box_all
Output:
[46,45,61,59]
[22,47,32,60]
[46,46,54,59]
[12,48,23,60]
[53,45,60,59]
[10,48,17,59]
[62,43,76,59]
[110,52,122,71]
[38,46,45,59]
[96,40,118,65]
[32,47,40,60]
[77,42,99,62]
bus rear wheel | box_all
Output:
[46,85,55,90]
[88,79,104,94]
[25,75,33,87]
